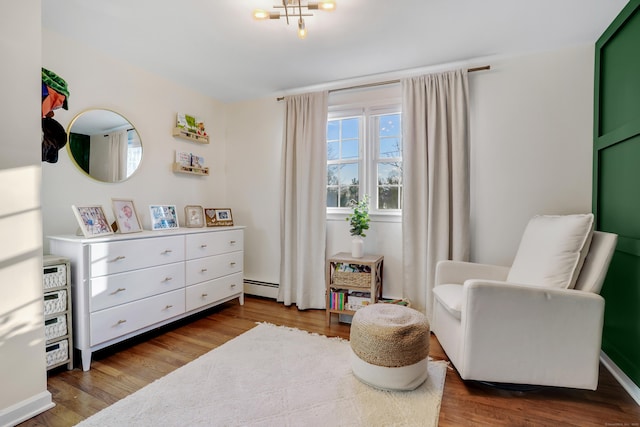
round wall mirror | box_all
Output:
[67,109,142,183]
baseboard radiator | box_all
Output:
[244,279,279,299]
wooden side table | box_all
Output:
[326,252,383,326]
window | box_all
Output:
[126,129,142,177]
[326,106,402,213]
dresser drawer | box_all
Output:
[90,262,185,312]
[185,230,243,260]
[89,236,185,277]
[186,252,243,285]
[90,289,185,346]
[186,273,243,312]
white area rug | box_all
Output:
[76,323,447,427]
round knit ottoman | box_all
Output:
[350,303,430,391]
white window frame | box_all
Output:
[326,101,402,223]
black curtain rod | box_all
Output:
[276,65,490,101]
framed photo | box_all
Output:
[72,205,114,238]
[205,208,233,227]
[149,205,179,230]
[112,199,142,233]
[185,205,204,228]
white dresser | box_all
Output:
[49,227,244,371]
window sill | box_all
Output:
[327,211,401,223]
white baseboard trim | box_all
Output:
[243,281,278,299]
[601,350,640,406]
[0,390,54,427]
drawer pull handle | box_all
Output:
[201,268,208,272]
[201,293,208,298]
[200,244,207,248]
[162,249,173,254]
[110,287,126,295]
[230,284,236,288]
[230,240,237,244]
[164,305,173,310]
[116,319,127,325]
[163,276,173,282]
[110,255,126,262]
[230,262,236,267]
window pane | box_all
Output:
[341,139,359,159]
[378,186,399,210]
[340,186,359,207]
[327,188,338,207]
[378,114,400,136]
[327,165,339,185]
[379,137,401,158]
[342,118,359,139]
[327,120,339,141]
[378,162,401,185]
[339,163,359,186]
[327,141,339,161]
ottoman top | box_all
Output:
[350,303,430,367]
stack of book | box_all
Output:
[330,289,372,311]
[329,289,348,310]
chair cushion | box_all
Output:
[507,213,594,289]
[432,284,463,320]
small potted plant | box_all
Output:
[346,195,370,258]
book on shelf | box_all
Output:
[175,151,206,170]
[330,289,372,311]
[329,288,348,310]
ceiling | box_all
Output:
[41,0,628,104]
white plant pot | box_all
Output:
[351,236,364,258]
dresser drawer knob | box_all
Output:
[110,287,126,295]
[110,255,126,262]
[230,240,237,245]
[164,304,173,310]
[201,293,208,298]
[200,268,208,273]
[163,276,173,282]
[161,249,173,254]
[230,262,236,267]
[200,244,207,248]
[115,319,127,325]
[230,284,236,288]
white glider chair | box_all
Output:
[431,214,617,390]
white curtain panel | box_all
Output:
[107,130,128,181]
[279,91,329,310]
[401,69,470,317]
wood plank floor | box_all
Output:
[21,296,640,426]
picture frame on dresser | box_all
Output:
[185,205,204,228]
[72,205,114,238]
[205,208,233,226]
[149,204,179,230]
[112,198,142,233]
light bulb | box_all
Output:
[253,9,268,20]
[320,0,336,11]
[297,18,307,39]
[253,9,280,20]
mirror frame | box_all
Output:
[66,108,143,183]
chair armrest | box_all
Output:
[458,280,604,388]
[435,260,509,286]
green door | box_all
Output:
[594,0,640,388]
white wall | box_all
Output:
[470,46,594,265]
[226,98,284,287]
[0,1,54,425]
[226,45,595,299]
[41,29,228,249]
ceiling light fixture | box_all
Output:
[253,0,336,39]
